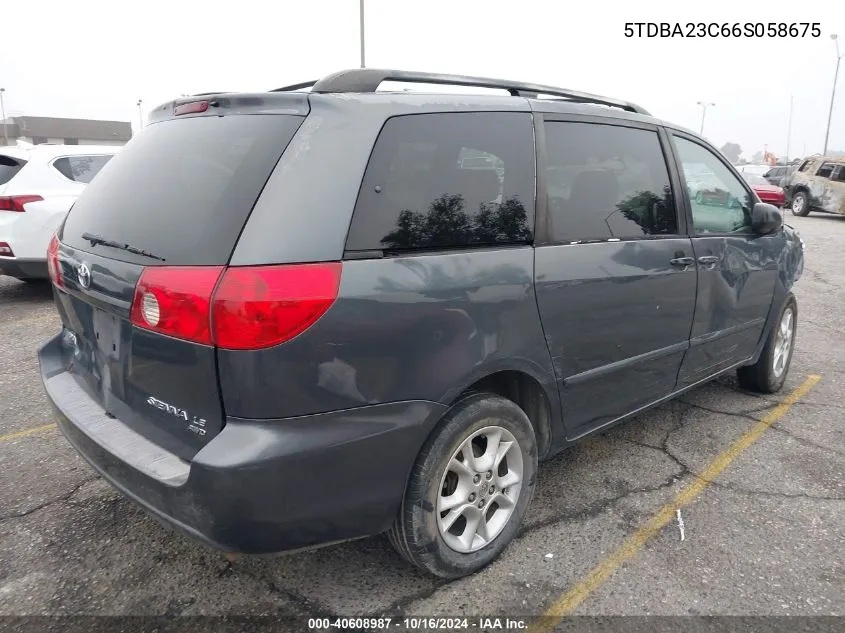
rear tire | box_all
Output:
[387,393,537,579]
[737,297,797,393]
[790,191,810,217]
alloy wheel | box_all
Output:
[436,425,524,553]
[772,306,795,379]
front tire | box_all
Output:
[737,297,797,393]
[791,191,810,217]
[387,393,537,579]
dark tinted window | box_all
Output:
[817,162,836,178]
[832,165,845,183]
[53,155,114,184]
[544,122,677,242]
[347,112,535,252]
[0,155,26,186]
[61,115,304,266]
[674,137,753,234]
[797,160,811,172]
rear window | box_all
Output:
[346,112,535,253]
[0,155,26,186]
[61,114,304,266]
[53,155,114,184]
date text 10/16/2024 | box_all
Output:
[308,617,528,630]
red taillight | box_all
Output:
[130,267,224,345]
[128,263,342,349]
[0,242,13,257]
[212,263,342,350]
[0,195,44,212]
[174,101,209,116]
[47,234,63,287]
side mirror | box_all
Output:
[751,202,783,235]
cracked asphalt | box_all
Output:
[1,213,843,621]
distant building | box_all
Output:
[0,116,131,146]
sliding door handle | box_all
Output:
[670,256,695,268]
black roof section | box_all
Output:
[272,68,650,116]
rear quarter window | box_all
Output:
[0,155,26,186]
[53,155,114,184]
[346,112,535,253]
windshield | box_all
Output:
[743,174,770,186]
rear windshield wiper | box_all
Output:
[81,232,166,262]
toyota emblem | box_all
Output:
[77,263,91,289]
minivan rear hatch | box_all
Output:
[51,98,307,460]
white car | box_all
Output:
[0,143,119,281]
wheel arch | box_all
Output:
[748,286,797,367]
[439,363,561,460]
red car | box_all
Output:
[743,173,785,207]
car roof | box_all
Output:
[158,67,677,127]
[0,146,31,160]
[1,143,121,159]
[154,68,719,142]
[152,89,682,136]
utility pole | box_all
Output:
[697,101,715,136]
[785,95,793,164]
[0,88,8,146]
[359,0,366,68]
[823,34,843,156]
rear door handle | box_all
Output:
[698,255,720,268]
[670,256,695,268]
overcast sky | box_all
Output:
[1,0,842,159]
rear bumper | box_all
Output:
[39,333,446,554]
[0,257,48,279]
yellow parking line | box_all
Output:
[528,374,822,632]
[0,423,57,443]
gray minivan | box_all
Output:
[39,69,804,579]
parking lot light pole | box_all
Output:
[0,88,8,146]
[786,95,793,164]
[359,0,366,68]
[136,99,143,132]
[697,101,715,136]
[823,34,843,156]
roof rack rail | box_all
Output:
[271,80,318,92]
[276,68,649,115]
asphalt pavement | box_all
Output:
[0,213,842,626]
